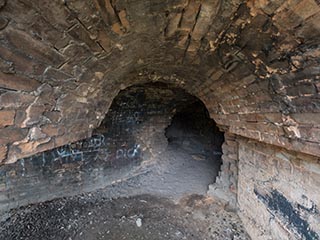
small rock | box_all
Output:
[191,154,206,161]
[136,218,142,227]
[175,230,183,237]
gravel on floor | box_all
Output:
[0,192,250,240]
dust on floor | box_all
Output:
[0,193,249,240]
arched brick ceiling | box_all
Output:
[0,0,319,163]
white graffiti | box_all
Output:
[213,150,223,155]
[42,153,46,167]
[17,134,140,174]
[94,149,110,161]
[49,134,106,161]
[116,144,141,159]
[81,134,105,149]
[51,146,83,162]
[20,159,25,177]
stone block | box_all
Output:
[67,24,102,53]
[43,67,74,85]
[43,111,62,123]
[301,159,320,175]
[180,0,201,31]
[191,0,220,40]
[165,13,182,37]
[41,124,65,137]
[0,72,40,92]
[96,29,113,52]
[299,126,320,143]
[17,138,51,154]
[119,10,130,30]
[291,113,320,126]
[4,27,66,66]
[0,110,15,127]
[0,45,45,76]
[0,145,8,163]
[14,109,27,128]
[292,0,320,20]
[22,104,47,127]
[6,138,53,164]
[287,83,317,96]
[0,92,35,109]
[54,131,90,148]
[0,127,28,145]
[28,127,47,141]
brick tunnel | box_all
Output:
[0,0,319,239]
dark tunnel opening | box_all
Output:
[165,99,225,183]
[92,82,226,197]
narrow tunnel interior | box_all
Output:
[92,82,225,199]
[0,0,319,239]
[0,83,250,240]
[165,100,224,177]
[0,82,251,240]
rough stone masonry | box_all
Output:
[0,0,319,239]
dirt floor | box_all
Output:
[0,193,249,240]
[0,145,250,240]
[108,145,220,200]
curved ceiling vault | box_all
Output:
[0,0,319,163]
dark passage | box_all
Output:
[93,82,225,198]
[165,100,224,181]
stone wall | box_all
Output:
[208,132,238,210]
[238,138,320,239]
[0,0,319,238]
[0,133,142,214]
[0,0,319,164]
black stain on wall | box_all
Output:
[254,188,319,240]
[297,194,319,215]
